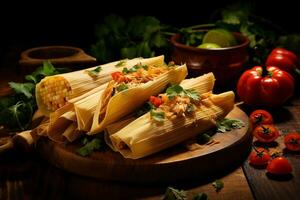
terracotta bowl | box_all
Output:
[170,32,250,90]
[19,46,97,74]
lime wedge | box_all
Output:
[198,43,221,49]
[202,29,237,47]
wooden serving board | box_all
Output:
[37,107,252,182]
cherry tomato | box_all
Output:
[249,148,271,166]
[284,132,300,151]
[267,157,292,175]
[249,109,273,127]
[149,96,163,107]
[253,124,279,143]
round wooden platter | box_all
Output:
[37,107,252,182]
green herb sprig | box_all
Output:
[216,118,245,133]
[0,61,65,131]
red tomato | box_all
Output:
[249,148,271,166]
[111,72,129,83]
[284,132,300,151]
[237,66,294,107]
[149,96,163,107]
[267,157,293,175]
[111,72,123,81]
[266,48,299,72]
[253,124,279,143]
[249,109,273,127]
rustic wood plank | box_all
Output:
[242,97,300,200]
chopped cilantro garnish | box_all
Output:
[212,179,224,192]
[122,64,148,74]
[184,89,200,101]
[116,83,129,92]
[115,59,127,67]
[166,85,184,99]
[76,138,103,157]
[86,66,102,78]
[166,85,200,101]
[150,109,165,122]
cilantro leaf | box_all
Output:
[212,179,224,192]
[150,109,165,122]
[76,138,103,157]
[193,193,208,200]
[184,89,200,101]
[166,85,184,99]
[122,64,148,74]
[163,187,187,200]
[166,85,200,101]
[25,60,62,84]
[197,133,211,144]
[9,82,35,99]
[0,101,33,131]
[116,83,129,92]
[115,59,128,67]
[135,102,155,117]
[86,66,102,78]
[216,118,245,133]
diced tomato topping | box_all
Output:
[150,96,163,107]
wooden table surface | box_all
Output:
[0,67,299,200]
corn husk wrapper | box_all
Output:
[48,111,77,143]
[105,73,216,150]
[46,56,166,142]
[89,64,188,135]
[109,78,234,159]
[36,56,164,116]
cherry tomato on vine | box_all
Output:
[249,148,271,167]
[253,124,279,143]
[284,132,300,151]
[249,109,273,127]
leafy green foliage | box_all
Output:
[8,82,35,99]
[162,187,187,200]
[76,137,104,157]
[212,179,224,192]
[91,15,171,63]
[215,3,279,65]
[0,61,63,131]
[0,101,34,131]
[25,60,62,84]
[277,34,300,55]
[216,118,245,133]
[193,193,208,200]
[179,28,205,46]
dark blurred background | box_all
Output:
[0,0,299,71]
